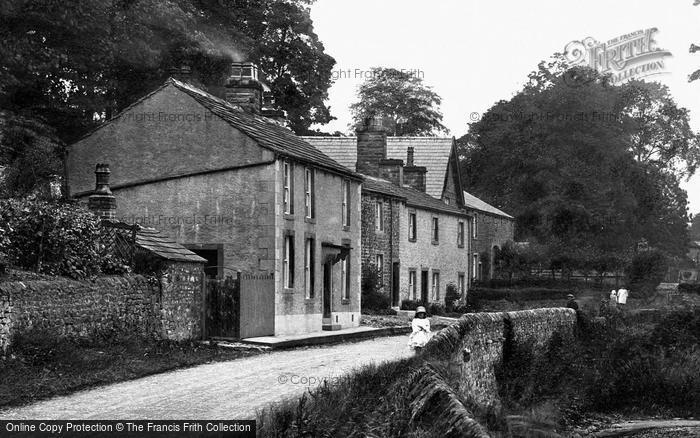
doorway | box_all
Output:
[323,262,332,318]
[391,262,400,307]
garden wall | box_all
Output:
[424,308,577,409]
[0,267,203,353]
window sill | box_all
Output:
[283,287,295,293]
[340,299,351,305]
[408,238,417,243]
[431,240,439,246]
[342,225,351,232]
[458,244,465,249]
[304,217,316,224]
[284,213,295,221]
[304,297,316,303]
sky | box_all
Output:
[308,0,700,215]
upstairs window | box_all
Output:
[408,212,417,241]
[431,217,439,243]
[342,179,351,226]
[472,214,478,238]
[376,254,384,277]
[283,161,294,214]
[458,220,465,248]
[376,201,384,231]
[304,167,315,219]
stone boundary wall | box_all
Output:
[0,269,203,353]
[424,308,577,409]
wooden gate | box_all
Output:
[205,275,240,339]
[239,273,275,338]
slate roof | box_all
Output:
[360,174,465,216]
[463,191,513,219]
[169,79,360,179]
[135,226,207,263]
[302,136,454,198]
[361,175,406,199]
[402,185,466,217]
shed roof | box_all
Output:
[134,226,206,263]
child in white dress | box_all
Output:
[408,306,431,352]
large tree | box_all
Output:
[0,0,335,196]
[459,65,694,259]
[350,67,448,136]
[691,213,700,240]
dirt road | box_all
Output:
[0,335,413,420]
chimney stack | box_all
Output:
[168,64,192,82]
[225,62,263,114]
[88,164,117,220]
[355,116,388,177]
[378,159,404,186]
[261,91,288,126]
[403,148,427,192]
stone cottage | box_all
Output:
[305,120,516,304]
[305,120,473,306]
[65,64,362,336]
[463,191,515,282]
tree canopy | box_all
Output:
[0,0,335,196]
[458,64,696,261]
[350,67,448,136]
[691,214,700,241]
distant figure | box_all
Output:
[408,306,431,353]
[617,288,628,306]
[609,290,618,308]
[566,293,579,310]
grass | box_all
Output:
[0,331,264,408]
[256,356,430,437]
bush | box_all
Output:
[0,198,117,279]
[475,277,611,291]
[444,283,460,312]
[362,308,397,316]
[427,303,445,316]
[400,299,423,311]
[469,287,571,302]
[678,283,700,294]
[626,250,668,297]
[497,308,700,419]
[361,263,390,311]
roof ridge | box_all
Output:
[170,80,361,179]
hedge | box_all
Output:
[678,283,700,294]
[469,287,572,302]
